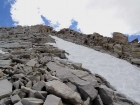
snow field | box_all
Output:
[49,35,140,103]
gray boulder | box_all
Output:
[81,75,99,87]
[21,86,36,97]
[47,62,90,86]
[0,79,12,99]
[65,82,78,92]
[32,81,45,91]
[0,60,11,67]
[43,94,63,105]
[47,62,98,102]
[34,91,45,101]
[45,80,83,104]
[98,85,114,105]
[26,58,38,67]
[0,97,12,105]
[10,95,21,104]
[78,83,98,100]
[71,69,89,78]
[13,80,20,89]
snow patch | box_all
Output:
[0,50,7,54]
[50,35,140,103]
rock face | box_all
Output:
[0,25,139,105]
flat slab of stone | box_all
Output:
[71,70,89,78]
[45,80,83,104]
[32,81,45,91]
[26,58,38,67]
[81,75,99,87]
[72,62,82,69]
[131,58,140,65]
[0,79,12,99]
[66,82,77,92]
[0,60,11,67]
[78,83,98,100]
[0,42,28,49]
[10,95,21,104]
[14,101,23,105]
[21,98,43,105]
[47,62,90,86]
[44,94,63,105]
[98,85,113,105]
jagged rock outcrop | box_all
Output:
[0,25,139,105]
[112,32,128,44]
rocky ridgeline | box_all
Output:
[51,28,140,67]
[0,25,139,105]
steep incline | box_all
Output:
[50,35,140,103]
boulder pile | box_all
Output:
[51,28,140,66]
[0,25,139,105]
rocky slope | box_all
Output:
[51,28,140,67]
[0,25,139,105]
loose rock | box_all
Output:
[10,95,21,104]
[45,80,83,104]
[43,94,63,105]
[0,79,12,99]
[21,98,43,105]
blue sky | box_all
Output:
[0,0,140,42]
[0,0,15,26]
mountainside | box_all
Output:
[51,28,140,67]
[0,25,139,105]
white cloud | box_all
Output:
[10,0,140,37]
